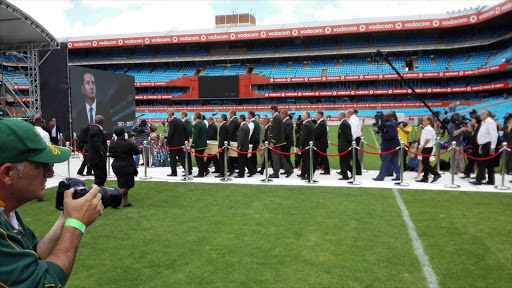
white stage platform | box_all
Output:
[47,156,512,193]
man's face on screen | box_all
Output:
[81,73,96,102]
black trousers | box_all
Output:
[282,144,293,170]
[194,149,206,176]
[314,143,330,172]
[421,147,439,180]
[353,137,362,174]
[295,149,302,168]
[271,145,292,175]
[338,151,351,178]
[237,152,248,177]
[218,150,227,176]
[301,147,312,178]
[205,154,219,171]
[463,147,478,176]
[91,160,107,186]
[169,148,185,175]
[77,149,92,175]
[476,143,495,184]
[186,150,193,173]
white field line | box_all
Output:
[369,126,380,148]
[393,188,439,288]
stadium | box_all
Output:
[1,0,512,287]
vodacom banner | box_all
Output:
[67,0,512,49]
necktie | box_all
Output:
[89,107,93,124]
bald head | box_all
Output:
[95,115,105,126]
[338,111,346,121]
[383,111,394,122]
[347,109,354,117]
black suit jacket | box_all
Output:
[73,100,110,135]
[338,119,352,152]
[283,118,294,148]
[218,122,230,149]
[166,117,185,148]
[229,116,240,142]
[298,120,314,149]
[87,124,107,165]
[237,123,250,152]
[207,122,218,141]
[110,139,140,169]
[77,125,90,151]
[314,119,328,149]
[270,113,285,146]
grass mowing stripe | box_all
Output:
[370,126,380,149]
[393,188,439,288]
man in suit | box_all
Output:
[181,111,193,175]
[166,109,186,177]
[347,109,362,175]
[281,110,294,171]
[191,112,208,177]
[228,110,239,175]
[247,111,260,176]
[297,112,315,180]
[73,71,110,136]
[314,111,330,174]
[215,114,231,178]
[48,117,61,145]
[205,116,220,173]
[269,106,293,178]
[294,115,303,169]
[337,111,352,180]
[77,124,93,176]
[88,115,108,186]
[235,115,253,178]
[258,116,271,174]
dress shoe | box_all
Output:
[470,181,482,185]
[228,171,235,176]
[258,169,264,175]
[77,172,85,176]
[280,172,287,175]
[459,175,470,179]
[484,181,495,185]
[386,173,394,177]
[285,170,294,178]
[320,171,330,175]
[300,176,309,180]
[338,177,350,180]
[391,178,400,181]
[372,178,384,181]
[269,174,279,179]
[431,174,441,183]
[215,174,226,178]
[297,174,305,178]
[235,175,244,178]
[416,178,428,183]
[86,172,94,176]
[336,171,342,175]
[356,172,362,176]
[194,174,204,178]
[204,170,210,177]
[167,173,177,177]
[212,170,220,174]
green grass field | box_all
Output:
[20,181,512,288]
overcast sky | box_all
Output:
[9,0,503,38]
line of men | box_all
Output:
[164,106,364,180]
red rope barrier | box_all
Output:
[457,149,503,161]
[229,147,263,155]
[188,148,223,158]
[314,148,351,157]
[365,143,381,151]
[71,147,87,155]
[329,142,338,147]
[359,148,397,155]
[269,147,308,155]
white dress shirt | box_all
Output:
[248,121,254,138]
[35,126,50,144]
[420,125,436,148]
[348,115,362,138]
[477,117,498,148]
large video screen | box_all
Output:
[198,75,239,98]
[69,66,135,135]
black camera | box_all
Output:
[56,178,122,211]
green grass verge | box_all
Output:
[19,181,511,288]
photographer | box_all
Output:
[0,118,103,287]
[131,120,151,167]
[447,113,467,174]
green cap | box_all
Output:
[0,117,71,164]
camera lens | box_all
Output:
[98,187,122,209]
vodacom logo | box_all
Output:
[118,39,123,45]
[92,41,97,47]
[470,15,477,22]
[145,38,150,44]
[395,22,402,29]
[325,27,331,34]
[230,33,236,39]
[496,6,501,14]
[260,31,266,37]
[292,29,298,36]
[201,35,206,41]
[67,42,72,48]
[172,36,178,42]
[433,20,440,27]
[359,24,366,31]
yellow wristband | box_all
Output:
[64,218,86,234]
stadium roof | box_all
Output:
[0,0,59,52]
[60,2,505,42]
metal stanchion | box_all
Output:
[306,141,318,184]
[59,133,63,147]
[495,142,511,190]
[139,141,152,180]
[221,141,233,182]
[360,136,368,173]
[66,142,71,178]
[395,141,409,186]
[445,141,460,188]
[348,141,361,185]
[181,141,193,181]
[261,141,273,183]
[106,140,115,179]
[413,126,418,141]
[436,137,445,174]
[72,132,79,158]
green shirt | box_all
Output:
[250,119,260,141]
[192,120,208,150]
[0,208,67,287]
[183,118,193,139]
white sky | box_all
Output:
[8,0,504,38]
